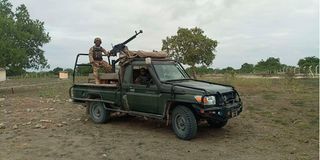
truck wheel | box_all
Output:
[171,106,197,140]
[207,119,228,128]
[89,101,110,123]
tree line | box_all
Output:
[186,56,319,75]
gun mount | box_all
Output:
[109,30,143,56]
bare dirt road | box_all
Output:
[0,78,318,160]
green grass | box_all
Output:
[262,93,277,100]
[0,75,318,159]
[202,76,319,155]
[291,100,305,107]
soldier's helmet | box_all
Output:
[94,37,102,44]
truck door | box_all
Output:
[124,65,161,114]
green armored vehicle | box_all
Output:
[70,32,243,140]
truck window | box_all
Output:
[153,63,189,81]
[132,65,153,85]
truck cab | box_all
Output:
[70,51,243,140]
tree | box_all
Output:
[0,0,51,76]
[185,66,214,75]
[298,56,319,68]
[240,63,254,73]
[64,68,74,75]
[255,57,281,74]
[52,67,63,75]
[162,27,218,79]
[76,64,91,76]
[221,67,235,73]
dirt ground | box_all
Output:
[0,77,318,160]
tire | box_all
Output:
[207,119,228,128]
[171,106,197,140]
[89,101,110,123]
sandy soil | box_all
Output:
[0,78,318,160]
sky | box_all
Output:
[10,0,319,70]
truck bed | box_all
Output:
[70,83,121,105]
[73,83,118,88]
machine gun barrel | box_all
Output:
[110,30,143,56]
[122,30,143,45]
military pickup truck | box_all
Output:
[70,50,243,140]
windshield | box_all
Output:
[153,62,190,81]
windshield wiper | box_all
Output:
[165,78,192,82]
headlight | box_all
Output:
[194,96,216,105]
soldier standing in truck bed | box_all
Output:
[89,37,112,84]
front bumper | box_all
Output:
[195,102,243,120]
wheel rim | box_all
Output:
[175,114,186,131]
[91,103,102,120]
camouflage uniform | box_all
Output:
[89,37,112,84]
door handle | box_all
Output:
[129,86,135,92]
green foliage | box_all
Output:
[220,67,237,81]
[64,68,74,74]
[6,65,26,75]
[213,67,236,74]
[240,63,254,73]
[24,71,55,78]
[214,56,318,76]
[284,69,295,81]
[162,27,218,78]
[7,71,55,79]
[255,57,281,74]
[0,0,51,76]
[221,67,235,73]
[185,66,214,75]
[52,67,63,75]
[297,56,319,68]
[76,64,92,76]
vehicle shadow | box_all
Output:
[97,114,233,140]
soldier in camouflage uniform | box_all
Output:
[89,37,112,84]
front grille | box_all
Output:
[221,91,237,105]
